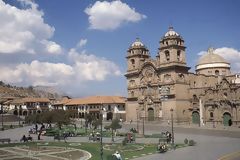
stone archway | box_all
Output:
[148,108,154,121]
[192,111,200,124]
[223,112,231,126]
[23,110,28,116]
[13,110,18,115]
[107,112,113,121]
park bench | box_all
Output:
[54,135,66,141]
[0,138,11,143]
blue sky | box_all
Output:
[0,0,240,97]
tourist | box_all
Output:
[20,135,27,142]
[113,151,122,160]
[27,135,33,141]
[35,124,38,134]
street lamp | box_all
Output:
[100,104,103,160]
[142,113,145,137]
[136,109,139,133]
[1,104,4,131]
[170,108,174,149]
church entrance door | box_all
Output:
[192,111,200,124]
[223,112,231,126]
[148,108,154,121]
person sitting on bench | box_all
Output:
[20,135,27,142]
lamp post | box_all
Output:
[100,104,103,160]
[170,108,174,149]
[1,104,3,131]
[142,114,145,137]
[136,108,139,133]
[18,106,21,126]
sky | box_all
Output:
[0,0,240,97]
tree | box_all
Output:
[84,113,94,133]
[41,111,54,128]
[106,119,122,142]
[92,117,102,130]
[52,110,71,130]
[25,113,42,124]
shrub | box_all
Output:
[184,138,188,144]
[130,128,138,133]
[189,140,195,146]
[116,132,126,137]
[122,137,127,146]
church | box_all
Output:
[125,26,240,126]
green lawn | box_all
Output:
[0,142,188,160]
[45,126,122,138]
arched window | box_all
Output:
[130,59,135,68]
[131,91,134,97]
[193,95,198,101]
[193,81,196,87]
[177,50,181,61]
[165,50,170,61]
[210,112,214,118]
[129,80,136,87]
[215,70,219,75]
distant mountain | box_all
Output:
[33,85,65,98]
[0,81,64,98]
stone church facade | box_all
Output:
[125,27,240,126]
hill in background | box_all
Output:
[0,81,64,98]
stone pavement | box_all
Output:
[1,123,240,160]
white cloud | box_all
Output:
[42,40,62,54]
[0,49,121,87]
[0,60,74,86]
[85,0,146,30]
[77,39,88,48]
[215,47,240,73]
[197,47,240,73]
[69,48,121,80]
[0,0,62,55]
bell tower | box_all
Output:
[157,26,187,69]
[126,38,150,71]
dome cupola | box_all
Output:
[164,26,180,37]
[131,38,145,48]
[195,48,230,76]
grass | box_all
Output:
[0,141,188,160]
[45,126,116,138]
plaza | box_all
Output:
[0,120,240,160]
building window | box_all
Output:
[210,112,213,118]
[108,105,111,111]
[177,50,181,61]
[165,50,170,61]
[193,81,196,87]
[131,91,134,97]
[215,70,219,75]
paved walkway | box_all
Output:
[1,123,240,160]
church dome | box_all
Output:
[197,48,229,65]
[164,26,180,37]
[196,48,230,75]
[131,38,144,47]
